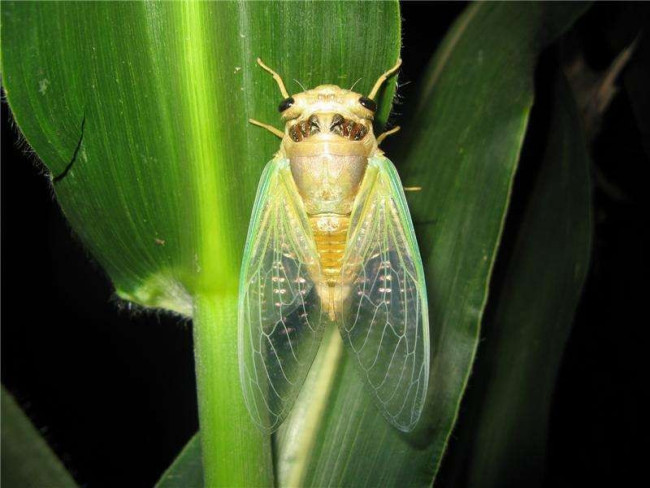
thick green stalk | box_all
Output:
[193,294,273,487]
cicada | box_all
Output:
[238,58,429,433]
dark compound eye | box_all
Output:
[359,96,377,112]
[278,97,295,112]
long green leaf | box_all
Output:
[1,387,77,488]
[156,435,202,488]
[441,73,593,488]
[2,1,400,486]
[1,1,399,312]
[155,4,588,487]
[291,4,588,487]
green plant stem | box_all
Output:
[193,294,273,488]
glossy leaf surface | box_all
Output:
[1,387,77,488]
[288,4,589,487]
[2,1,400,313]
[442,73,592,488]
[2,1,400,486]
[157,4,588,487]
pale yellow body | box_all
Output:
[279,86,383,317]
[251,60,401,318]
[241,60,430,434]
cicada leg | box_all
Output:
[249,118,284,139]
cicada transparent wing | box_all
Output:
[339,155,430,432]
[238,157,326,433]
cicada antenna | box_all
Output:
[257,58,290,99]
[349,78,363,91]
[368,58,402,100]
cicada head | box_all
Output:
[252,58,402,215]
[278,85,377,144]
[253,58,400,148]
[277,84,382,214]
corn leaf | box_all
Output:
[1,387,77,488]
[440,73,593,488]
[1,1,400,486]
[156,434,202,488]
[1,0,399,312]
[289,4,588,487]
[155,4,588,487]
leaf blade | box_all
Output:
[155,435,202,488]
[442,73,593,488]
[2,2,401,486]
[288,4,590,487]
[1,387,78,488]
[1,1,401,311]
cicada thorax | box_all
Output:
[281,112,379,319]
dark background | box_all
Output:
[2,3,647,487]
